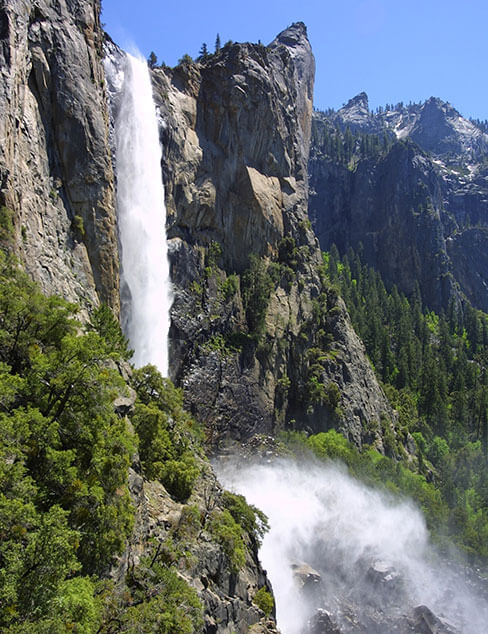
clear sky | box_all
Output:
[101,0,488,121]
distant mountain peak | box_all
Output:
[345,92,369,109]
[331,91,382,133]
[423,96,458,116]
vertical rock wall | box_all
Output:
[0,0,118,312]
[152,24,396,450]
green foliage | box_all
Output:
[203,333,231,354]
[277,373,291,394]
[325,245,488,560]
[131,365,200,501]
[206,240,222,268]
[209,509,246,572]
[278,236,298,270]
[198,42,209,61]
[120,559,204,633]
[254,586,274,616]
[222,491,269,545]
[71,214,85,239]
[178,53,193,66]
[313,122,395,167]
[88,303,133,360]
[219,273,239,301]
[147,51,157,69]
[241,255,274,337]
[304,348,341,411]
[0,206,14,244]
[307,429,356,465]
[50,577,100,632]
[0,251,135,630]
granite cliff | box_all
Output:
[0,0,119,312]
[309,94,488,312]
[0,2,397,452]
[152,25,397,451]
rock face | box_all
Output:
[158,22,314,272]
[152,25,395,450]
[309,95,488,312]
[0,0,118,312]
[0,3,400,450]
[119,455,278,634]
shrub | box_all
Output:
[209,509,246,572]
[222,491,269,545]
[254,586,274,616]
[131,366,200,501]
[72,214,85,239]
[0,206,14,243]
[123,563,203,633]
[220,274,239,301]
[241,255,274,337]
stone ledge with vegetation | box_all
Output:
[0,250,277,633]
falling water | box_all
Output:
[106,51,171,374]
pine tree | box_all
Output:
[215,33,221,53]
[148,51,157,69]
[199,42,209,61]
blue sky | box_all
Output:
[102,0,488,120]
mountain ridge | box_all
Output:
[309,93,488,312]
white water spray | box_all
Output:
[108,52,171,374]
[218,458,488,634]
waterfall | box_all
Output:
[106,51,171,375]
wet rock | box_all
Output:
[292,561,322,590]
[308,609,342,634]
[407,605,459,634]
[366,560,402,590]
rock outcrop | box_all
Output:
[0,0,118,312]
[152,25,395,450]
[119,453,278,633]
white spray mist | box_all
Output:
[110,52,171,374]
[217,458,488,634]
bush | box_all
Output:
[209,509,246,572]
[222,491,269,545]
[220,274,239,301]
[131,366,200,501]
[123,563,203,633]
[254,586,274,616]
[241,255,274,337]
[88,303,132,360]
[0,206,14,244]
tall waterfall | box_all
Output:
[107,51,171,374]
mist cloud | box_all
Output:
[217,458,488,633]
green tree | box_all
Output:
[147,51,157,69]
[199,42,209,60]
[241,255,274,337]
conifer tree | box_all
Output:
[148,51,157,69]
[199,42,209,61]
